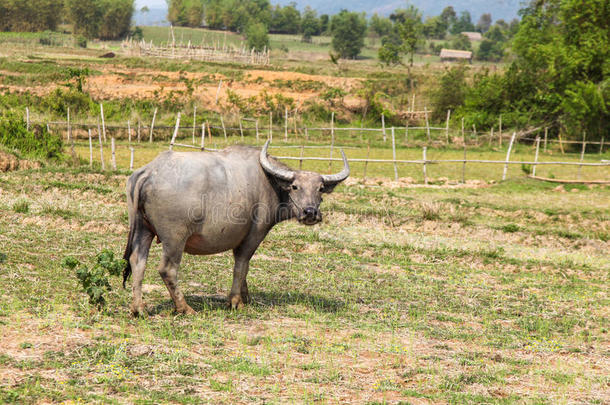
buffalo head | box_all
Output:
[259,141,350,225]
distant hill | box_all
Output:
[270,0,522,21]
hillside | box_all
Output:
[271,0,521,20]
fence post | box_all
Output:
[601,137,605,155]
[201,123,205,150]
[391,127,398,181]
[533,137,540,177]
[128,120,131,143]
[46,123,50,134]
[462,145,466,184]
[220,115,227,139]
[67,107,71,142]
[192,106,197,145]
[149,107,157,143]
[543,127,548,153]
[558,132,565,154]
[498,115,502,147]
[489,127,493,147]
[299,145,304,170]
[461,117,465,145]
[363,141,370,180]
[502,132,517,181]
[422,146,428,185]
[137,120,141,142]
[405,120,409,145]
[255,119,259,143]
[98,128,104,170]
[285,107,288,141]
[445,109,451,145]
[169,112,181,151]
[207,121,212,142]
[130,147,134,170]
[578,132,586,179]
[239,117,244,140]
[381,113,386,142]
[328,126,335,172]
[215,80,223,104]
[100,103,106,142]
[269,112,272,142]
[305,127,309,141]
[26,107,30,131]
[88,129,93,168]
[425,107,431,142]
[111,138,116,171]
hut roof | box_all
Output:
[461,32,483,41]
[440,49,473,59]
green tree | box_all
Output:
[476,13,492,33]
[422,16,447,39]
[330,10,367,59]
[270,2,300,34]
[0,0,63,32]
[301,6,319,42]
[432,66,467,121]
[450,33,471,51]
[319,14,329,34]
[370,13,392,37]
[246,22,269,52]
[450,11,475,34]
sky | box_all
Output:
[135,0,167,8]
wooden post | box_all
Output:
[328,127,335,172]
[201,123,205,150]
[381,113,386,142]
[363,141,370,180]
[445,109,451,144]
[424,107,430,142]
[239,118,244,140]
[284,107,288,141]
[98,124,105,170]
[461,117,465,144]
[192,106,197,145]
[600,137,605,155]
[149,107,157,143]
[215,80,223,104]
[331,111,335,144]
[502,132,517,181]
[498,115,502,147]
[405,120,409,145]
[99,104,106,142]
[533,137,540,177]
[293,108,298,135]
[129,147,134,170]
[391,127,398,181]
[578,133,586,179]
[169,112,181,150]
[88,129,93,168]
[67,107,71,142]
[46,123,50,134]
[220,115,227,139]
[422,146,428,185]
[137,120,141,142]
[558,132,565,154]
[299,145,304,170]
[26,107,30,131]
[255,119,259,143]
[207,121,212,142]
[128,120,132,143]
[269,112,272,142]
[111,138,116,170]
[462,145,466,184]
[411,93,415,112]
[543,127,548,153]
[488,127,493,147]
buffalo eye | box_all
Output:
[319,185,324,191]
[291,185,298,190]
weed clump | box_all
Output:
[12,199,29,213]
[62,250,125,310]
[0,111,63,160]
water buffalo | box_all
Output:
[122,141,349,315]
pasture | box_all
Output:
[0,163,608,403]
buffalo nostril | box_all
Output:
[304,207,316,217]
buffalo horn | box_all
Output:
[321,149,350,185]
[259,140,295,181]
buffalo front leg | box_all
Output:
[129,229,153,316]
[158,242,195,315]
[228,255,250,310]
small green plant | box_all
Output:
[521,164,532,175]
[0,253,6,264]
[12,199,29,213]
[501,223,520,233]
[62,250,125,310]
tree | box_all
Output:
[440,6,457,27]
[450,33,471,51]
[319,14,329,34]
[378,30,402,65]
[476,13,492,33]
[396,6,423,67]
[246,22,269,52]
[270,3,300,34]
[422,16,447,39]
[370,14,392,37]
[432,66,467,121]
[450,11,475,34]
[98,0,135,40]
[330,10,367,59]
[301,7,319,42]
[476,39,503,61]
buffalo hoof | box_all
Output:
[130,302,147,317]
[241,291,251,305]
[176,304,196,315]
[228,294,245,310]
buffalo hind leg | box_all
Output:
[159,241,195,315]
[129,227,154,316]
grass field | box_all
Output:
[0,163,608,403]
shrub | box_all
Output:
[0,112,63,160]
[63,249,125,310]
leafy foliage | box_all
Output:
[63,250,125,310]
[246,23,270,52]
[0,111,63,160]
[431,67,468,122]
[65,0,134,40]
[330,10,367,59]
[0,0,63,32]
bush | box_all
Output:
[0,112,63,160]
[246,23,270,52]
[431,66,467,122]
[63,250,125,310]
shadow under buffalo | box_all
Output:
[147,290,346,316]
